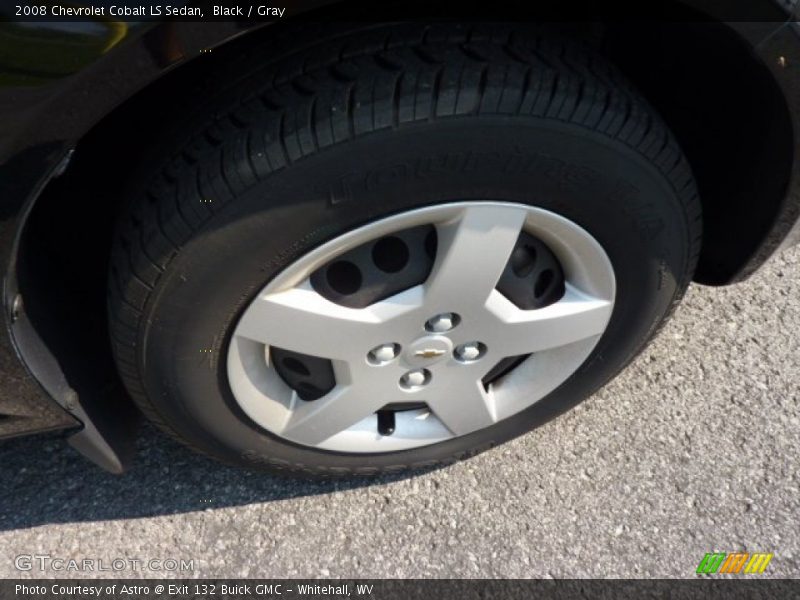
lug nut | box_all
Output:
[425,312,461,333]
[454,342,486,363]
[368,343,401,365]
[399,369,431,390]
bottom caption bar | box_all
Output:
[5,580,800,599]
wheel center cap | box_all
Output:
[404,336,453,367]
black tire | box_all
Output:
[109,23,701,476]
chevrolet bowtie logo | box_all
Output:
[414,349,446,359]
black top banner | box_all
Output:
[4,579,800,600]
[1,0,798,23]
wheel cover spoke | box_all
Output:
[427,378,497,436]
[486,285,614,355]
[279,381,381,446]
[236,282,422,360]
[425,204,528,309]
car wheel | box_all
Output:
[108,24,701,475]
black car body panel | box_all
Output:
[1,1,799,471]
[1,19,261,468]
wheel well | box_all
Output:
[602,21,794,285]
[16,14,794,417]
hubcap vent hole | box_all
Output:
[510,244,538,277]
[497,232,565,310]
[270,347,335,401]
[372,236,410,273]
[326,261,362,295]
[311,225,436,309]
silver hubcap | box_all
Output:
[227,202,616,453]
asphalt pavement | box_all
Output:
[1,247,799,579]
